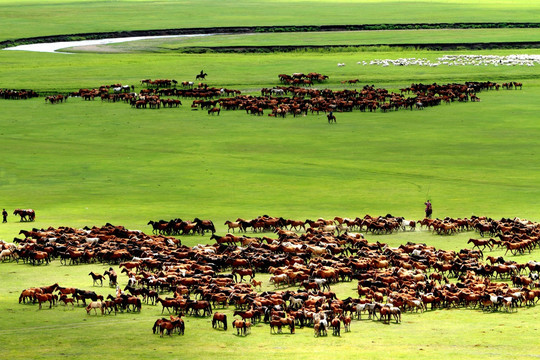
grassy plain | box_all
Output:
[66,28,540,53]
[2,0,540,41]
[0,46,540,359]
[1,0,540,356]
[2,231,540,360]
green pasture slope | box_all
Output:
[1,0,540,41]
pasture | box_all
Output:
[0,47,540,358]
[65,28,540,54]
[2,1,540,359]
[1,0,540,41]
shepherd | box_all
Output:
[424,200,432,219]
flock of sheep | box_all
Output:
[354,54,540,67]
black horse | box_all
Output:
[196,71,207,80]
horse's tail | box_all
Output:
[179,320,185,335]
[212,318,216,328]
[223,315,228,330]
[210,221,216,233]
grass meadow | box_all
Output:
[2,1,540,358]
[1,0,540,41]
[0,46,540,359]
[67,28,540,54]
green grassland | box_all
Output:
[64,28,540,54]
[2,0,540,357]
[2,0,540,41]
[2,231,540,360]
[0,46,540,359]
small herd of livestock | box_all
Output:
[5,213,540,338]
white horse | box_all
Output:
[86,301,104,315]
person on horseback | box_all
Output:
[424,200,432,219]
[2,209,7,223]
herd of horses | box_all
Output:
[148,218,216,236]
[0,88,39,100]
[3,76,522,122]
[7,213,540,338]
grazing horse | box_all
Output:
[88,271,105,286]
[13,209,35,222]
[86,301,104,315]
[154,317,185,337]
[212,312,228,330]
[327,113,336,123]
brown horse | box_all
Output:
[193,218,216,234]
[104,268,117,287]
[231,319,250,336]
[59,294,75,309]
[212,312,228,330]
[224,221,243,233]
[88,271,105,286]
[35,293,57,309]
[232,268,255,282]
[154,317,185,337]
[467,238,492,252]
[327,113,336,123]
[13,209,35,222]
[339,314,351,332]
[331,316,341,336]
[208,107,220,116]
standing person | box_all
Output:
[2,209,7,223]
[424,200,432,219]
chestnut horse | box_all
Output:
[232,319,250,336]
[212,312,228,330]
[13,209,35,222]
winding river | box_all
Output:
[3,34,213,53]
